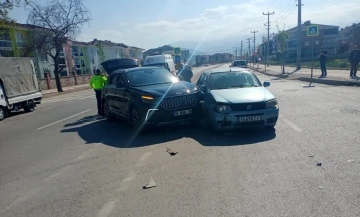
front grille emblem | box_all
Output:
[246,105,252,110]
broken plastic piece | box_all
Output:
[347,159,355,163]
[316,163,322,166]
[142,178,156,189]
[166,147,178,156]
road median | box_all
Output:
[249,65,360,87]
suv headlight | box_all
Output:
[215,104,232,113]
[265,99,279,109]
[141,95,155,103]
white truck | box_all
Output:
[0,57,42,121]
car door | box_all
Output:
[103,74,118,113]
[113,72,130,117]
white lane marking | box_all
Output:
[42,96,74,103]
[63,96,86,101]
[74,145,100,162]
[117,171,137,192]
[135,152,152,167]
[3,188,40,213]
[279,114,303,132]
[37,109,91,130]
[78,95,94,100]
[43,106,56,111]
[97,200,118,217]
[43,165,73,183]
[64,101,74,105]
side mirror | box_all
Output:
[199,85,206,92]
[263,81,270,87]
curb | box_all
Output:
[42,86,91,98]
[250,67,360,87]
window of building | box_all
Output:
[323,28,338,35]
[305,41,310,46]
[0,31,12,48]
[15,32,25,47]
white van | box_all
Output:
[143,54,176,75]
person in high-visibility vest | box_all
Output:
[89,69,107,116]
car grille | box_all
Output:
[230,102,265,111]
[161,94,198,110]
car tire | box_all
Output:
[131,106,152,133]
[24,100,35,112]
[0,106,5,121]
[104,101,115,121]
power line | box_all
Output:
[250,30,258,56]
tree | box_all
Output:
[23,0,91,92]
[274,25,289,74]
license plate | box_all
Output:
[174,109,192,116]
[237,116,261,122]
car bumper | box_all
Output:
[140,103,202,127]
[209,108,279,131]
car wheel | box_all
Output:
[104,101,114,121]
[0,107,5,121]
[24,100,35,112]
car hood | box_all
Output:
[133,81,198,97]
[210,87,275,103]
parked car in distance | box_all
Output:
[196,69,279,132]
[101,58,139,75]
[230,60,248,68]
[101,66,202,132]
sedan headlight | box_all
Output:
[215,104,232,113]
[265,99,279,109]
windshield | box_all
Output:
[233,61,247,66]
[210,72,261,90]
[127,68,178,87]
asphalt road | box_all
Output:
[1,64,360,217]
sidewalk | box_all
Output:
[250,64,360,86]
[42,84,90,98]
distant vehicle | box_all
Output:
[143,54,176,75]
[231,60,247,68]
[100,58,139,75]
[0,57,42,121]
[101,66,202,132]
[195,69,279,131]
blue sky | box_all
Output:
[10,0,360,49]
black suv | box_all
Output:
[101,66,202,131]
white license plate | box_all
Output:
[238,116,261,122]
[174,109,192,116]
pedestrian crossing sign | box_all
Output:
[307,25,319,36]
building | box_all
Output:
[285,21,339,62]
[195,55,209,66]
[338,23,360,54]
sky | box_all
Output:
[10,0,360,50]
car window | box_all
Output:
[210,72,260,90]
[116,73,126,88]
[233,61,246,66]
[127,68,179,87]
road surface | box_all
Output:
[0,65,359,217]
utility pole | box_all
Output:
[251,31,258,65]
[240,41,243,58]
[263,11,275,67]
[296,0,303,70]
[246,38,252,61]
[233,47,238,59]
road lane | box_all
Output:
[0,64,359,217]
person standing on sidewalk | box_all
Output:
[319,47,328,77]
[90,69,107,116]
[349,45,360,78]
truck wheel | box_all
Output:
[24,100,35,112]
[0,106,5,121]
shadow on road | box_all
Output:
[61,116,277,148]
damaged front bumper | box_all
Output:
[209,108,279,131]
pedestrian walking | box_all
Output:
[89,69,107,116]
[319,47,328,77]
[349,45,360,78]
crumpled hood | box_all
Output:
[210,87,275,103]
[133,81,198,97]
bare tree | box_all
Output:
[24,0,91,92]
[0,0,28,30]
[275,24,289,74]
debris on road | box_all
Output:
[309,155,314,158]
[142,178,157,189]
[316,163,322,167]
[347,159,355,163]
[166,147,178,156]
[318,186,325,189]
